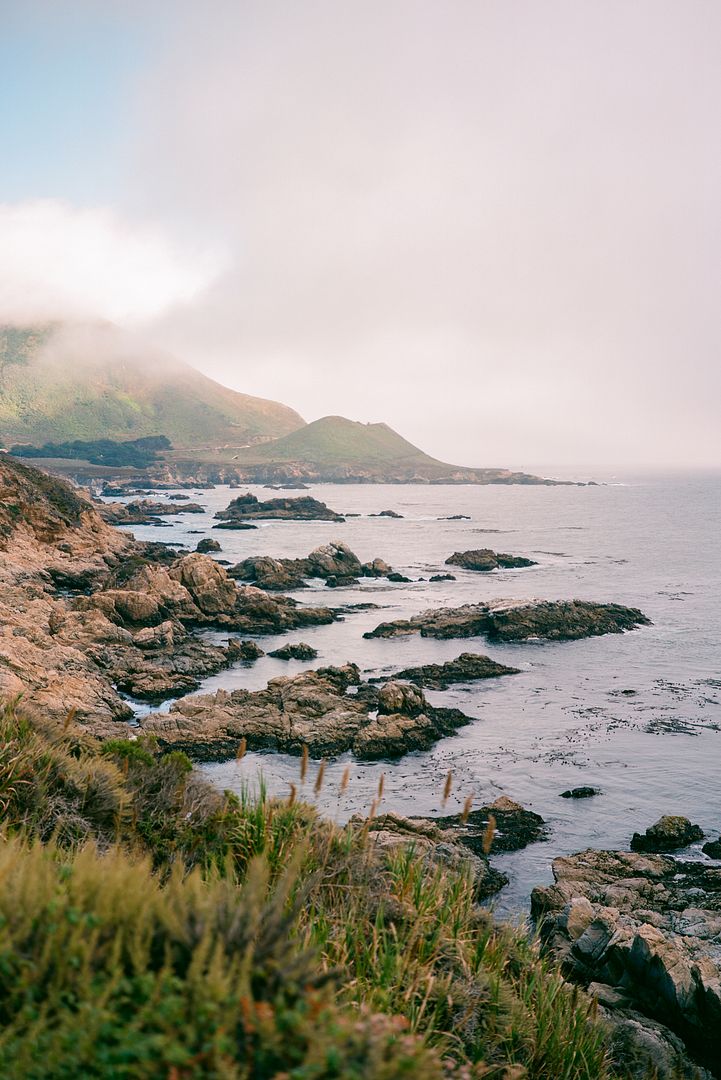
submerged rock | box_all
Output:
[215,492,344,524]
[386,652,520,689]
[364,599,650,642]
[429,573,456,582]
[370,509,403,518]
[630,815,704,853]
[560,786,602,799]
[445,548,537,571]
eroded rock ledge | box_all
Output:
[445,548,537,572]
[383,652,520,689]
[364,599,650,641]
[214,492,345,525]
[0,456,336,732]
[532,846,721,1077]
[363,797,547,901]
[229,540,393,590]
[140,668,475,760]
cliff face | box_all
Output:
[0,456,135,724]
[0,457,334,730]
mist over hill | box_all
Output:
[0,324,304,449]
[0,324,555,484]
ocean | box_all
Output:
[116,470,721,917]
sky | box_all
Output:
[1,0,720,470]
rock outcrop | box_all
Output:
[267,642,318,661]
[86,552,336,635]
[196,538,221,553]
[214,492,344,525]
[140,667,475,760]
[445,548,537,571]
[364,599,650,642]
[531,847,721,1076]
[229,541,393,590]
[363,797,547,902]
[385,652,520,689]
[98,499,205,524]
[0,457,334,731]
[630,816,704,853]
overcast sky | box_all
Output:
[1,0,720,469]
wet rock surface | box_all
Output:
[196,537,221,553]
[531,847,721,1076]
[364,598,650,642]
[362,797,547,902]
[214,492,345,524]
[631,815,705,853]
[434,795,547,854]
[267,642,318,661]
[560,786,602,799]
[229,541,393,590]
[380,652,520,689]
[98,499,205,525]
[140,667,475,760]
[445,548,537,571]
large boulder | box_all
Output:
[630,816,704,853]
[388,652,520,689]
[445,548,537,571]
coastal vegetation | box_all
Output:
[0,697,614,1079]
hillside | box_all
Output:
[0,324,305,449]
[169,415,556,484]
[240,415,444,468]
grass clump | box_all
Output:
[0,699,617,1078]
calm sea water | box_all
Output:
[116,471,721,916]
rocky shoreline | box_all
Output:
[6,454,716,1075]
[531,826,721,1078]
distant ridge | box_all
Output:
[0,324,304,449]
[1,326,563,485]
[168,415,560,484]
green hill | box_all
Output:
[0,325,305,449]
[238,416,445,469]
[169,414,552,483]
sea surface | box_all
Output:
[112,470,721,917]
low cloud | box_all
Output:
[0,199,224,325]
